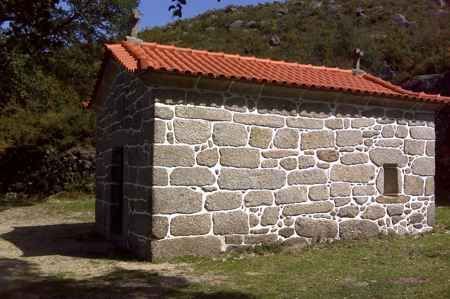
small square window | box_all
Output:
[383,164,399,195]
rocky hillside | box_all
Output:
[140,0,450,95]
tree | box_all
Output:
[0,0,139,150]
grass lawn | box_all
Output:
[171,206,450,299]
[0,194,449,298]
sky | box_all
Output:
[139,0,278,29]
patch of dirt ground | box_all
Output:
[0,203,223,298]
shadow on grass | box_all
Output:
[0,258,255,299]
[0,223,132,260]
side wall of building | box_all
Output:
[150,86,436,259]
[95,61,153,259]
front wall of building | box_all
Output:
[150,86,436,259]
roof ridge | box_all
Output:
[140,41,352,73]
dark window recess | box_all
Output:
[110,147,124,235]
[383,164,399,195]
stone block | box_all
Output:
[331,183,351,197]
[427,202,435,226]
[404,175,424,196]
[152,216,168,239]
[175,106,232,121]
[261,159,278,168]
[387,205,404,216]
[225,235,243,245]
[299,102,331,118]
[234,113,284,128]
[408,213,424,224]
[170,214,211,236]
[362,107,384,118]
[224,96,247,112]
[186,91,223,107]
[336,130,363,146]
[404,140,425,155]
[153,120,166,143]
[375,139,403,147]
[362,205,386,220]
[295,218,338,238]
[151,236,222,259]
[301,131,334,149]
[282,202,334,216]
[288,169,328,185]
[330,165,375,183]
[213,211,249,235]
[196,148,219,167]
[274,128,299,149]
[376,195,409,204]
[381,125,395,138]
[325,119,344,129]
[213,123,248,146]
[219,148,259,168]
[369,148,407,167]
[262,150,298,159]
[244,234,278,245]
[170,167,215,186]
[173,119,211,144]
[308,185,329,201]
[411,157,435,176]
[261,207,280,225]
[339,220,379,240]
[153,145,195,167]
[153,167,168,186]
[287,117,323,129]
[244,191,274,207]
[410,127,435,140]
[352,185,376,196]
[362,130,379,138]
[275,186,308,204]
[334,197,351,207]
[279,227,295,238]
[298,156,316,169]
[154,105,174,119]
[425,177,434,196]
[336,104,360,117]
[205,192,242,211]
[258,97,297,116]
[341,153,368,165]
[317,149,339,162]
[218,168,286,190]
[351,118,375,128]
[395,126,408,138]
[337,206,359,218]
[426,141,435,156]
[280,157,297,170]
[249,127,273,149]
[153,187,202,214]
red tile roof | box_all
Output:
[105,41,450,104]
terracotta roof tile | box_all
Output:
[104,42,450,104]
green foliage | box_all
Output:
[141,0,450,84]
[0,0,138,151]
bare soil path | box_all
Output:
[0,196,223,299]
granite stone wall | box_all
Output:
[149,87,436,259]
[96,62,153,259]
[96,66,436,260]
